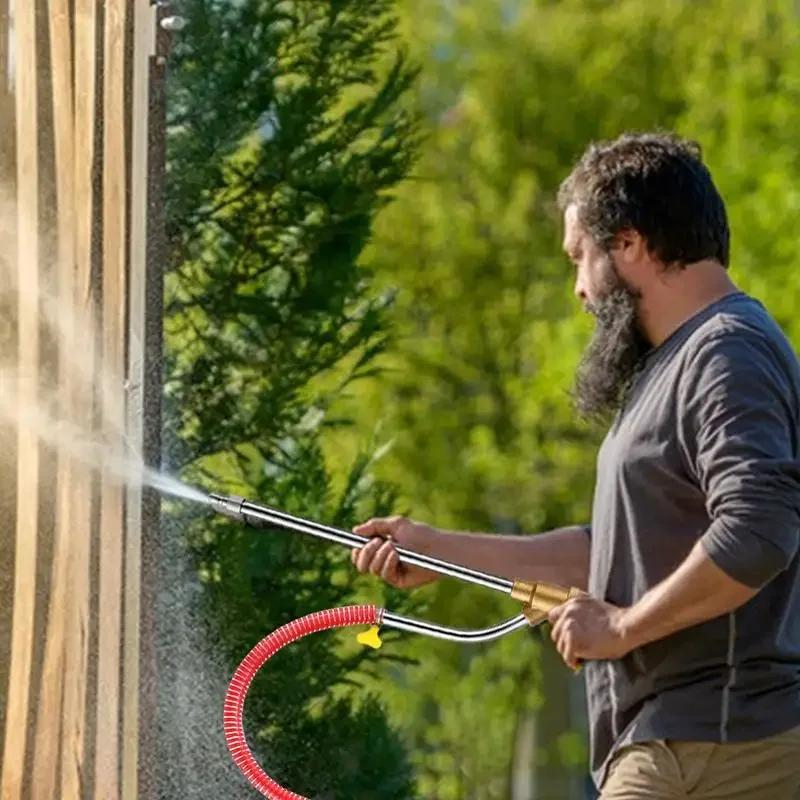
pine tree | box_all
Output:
[159,1,422,796]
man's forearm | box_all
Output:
[424,524,591,591]
[619,539,758,651]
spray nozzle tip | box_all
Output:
[209,493,246,522]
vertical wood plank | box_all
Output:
[28,0,63,785]
[0,0,13,187]
[95,0,127,796]
[30,1,75,796]
[123,2,156,797]
[0,0,8,98]
[0,0,18,779]
[135,7,169,796]
[0,0,40,797]
[59,0,99,795]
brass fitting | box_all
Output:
[511,580,584,626]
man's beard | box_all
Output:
[573,266,651,423]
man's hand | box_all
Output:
[548,595,632,669]
[351,516,441,589]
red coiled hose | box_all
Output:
[223,605,383,799]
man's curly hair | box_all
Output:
[558,131,730,269]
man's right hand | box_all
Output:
[351,516,441,589]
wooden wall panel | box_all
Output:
[0,0,16,783]
[122,3,158,797]
[31,1,76,796]
[96,0,128,795]
[59,1,100,794]
[0,2,7,99]
[130,8,170,798]
[1,2,40,798]
[0,1,166,797]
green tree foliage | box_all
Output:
[676,0,800,340]
[329,0,800,797]
[162,1,423,796]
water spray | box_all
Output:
[208,492,584,799]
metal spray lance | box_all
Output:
[209,492,584,799]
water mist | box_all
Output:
[0,188,204,507]
[0,185,247,799]
[0,374,208,505]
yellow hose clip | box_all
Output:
[357,625,383,650]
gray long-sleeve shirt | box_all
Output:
[586,292,800,788]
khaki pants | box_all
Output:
[600,726,800,799]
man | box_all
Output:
[352,131,800,798]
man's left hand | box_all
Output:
[547,596,632,669]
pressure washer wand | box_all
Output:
[214,491,588,798]
[209,494,581,800]
[208,492,583,630]
[209,492,512,594]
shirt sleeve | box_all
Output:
[678,329,800,588]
